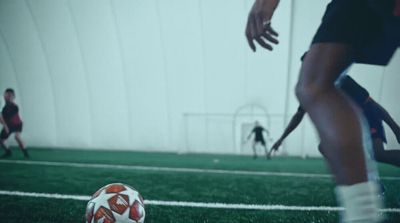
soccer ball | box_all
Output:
[85,183,145,223]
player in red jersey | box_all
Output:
[0,88,28,158]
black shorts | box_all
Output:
[255,138,266,146]
[363,103,387,143]
[312,0,400,65]
[0,124,23,140]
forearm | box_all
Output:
[374,102,400,132]
[384,114,400,132]
[278,112,305,141]
[383,111,400,133]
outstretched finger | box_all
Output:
[255,37,273,51]
[266,25,279,37]
[246,35,256,51]
[261,33,279,44]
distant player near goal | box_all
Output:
[0,88,28,158]
[246,121,271,159]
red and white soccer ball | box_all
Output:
[85,183,145,223]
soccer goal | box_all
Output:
[182,104,271,155]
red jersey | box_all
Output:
[2,102,22,126]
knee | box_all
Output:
[295,81,315,108]
[295,64,337,108]
[295,79,333,108]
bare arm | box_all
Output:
[270,107,306,151]
[0,114,9,133]
[370,99,400,143]
[247,130,254,140]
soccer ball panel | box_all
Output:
[94,206,115,223]
[108,194,130,215]
[129,200,145,222]
[105,183,127,194]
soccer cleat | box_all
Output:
[22,149,29,158]
[1,150,11,158]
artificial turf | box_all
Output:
[0,147,399,222]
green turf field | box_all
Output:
[0,147,399,223]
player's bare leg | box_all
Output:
[263,145,269,159]
[14,132,28,158]
[373,138,400,167]
[252,142,257,159]
[297,43,382,222]
[266,148,273,159]
[0,139,11,157]
[297,43,365,184]
[320,140,386,197]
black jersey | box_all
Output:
[339,76,370,106]
[252,126,265,141]
[2,102,22,126]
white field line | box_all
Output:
[0,159,399,181]
[0,190,399,213]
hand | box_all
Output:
[271,139,282,151]
[245,0,280,52]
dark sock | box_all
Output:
[22,149,29,158]
[1,149,11,158]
